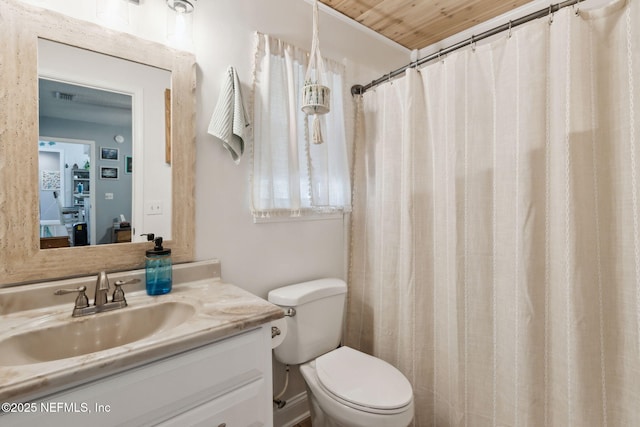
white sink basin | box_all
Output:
[0,301,195,366]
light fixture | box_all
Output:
[167,0,194,14]
[166,0,195,50]
[96,0,129,29]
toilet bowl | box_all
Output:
[268,279,414,427]
[300,346,414,427]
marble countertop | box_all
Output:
[0,261,283,402]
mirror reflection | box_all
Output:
[39,80,132,248]
[37,39,172,249]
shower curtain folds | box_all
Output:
[347,0,640,426]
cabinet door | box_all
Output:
[157,377,268,427]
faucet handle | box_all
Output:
[54,286,89,309]
[112,278,141,304]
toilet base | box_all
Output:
[306,384,345,427]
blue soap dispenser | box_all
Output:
[144,234,172,295]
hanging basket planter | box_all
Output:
[302,0,330,144]
[302,82,330,115]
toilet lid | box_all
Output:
[315,346,413,411]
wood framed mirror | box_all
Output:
[0,0,196,287]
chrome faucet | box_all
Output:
[55,271,140,317]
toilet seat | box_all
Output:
[314,346,413,415]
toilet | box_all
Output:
[268,278,414,427]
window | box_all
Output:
[251,33,351,220]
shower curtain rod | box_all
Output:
[350,0,584,96]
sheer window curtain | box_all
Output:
[348,0,640,425]
[251,33,351,218]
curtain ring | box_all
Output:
[548,5,554,25]
[508,20,513,38]
[470,35,476,52]
[388,72,393,85]
[573,2,580,16]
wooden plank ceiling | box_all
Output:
[318,0,535,50]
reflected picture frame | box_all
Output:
[100,166,119,180]
[100,147,119,161]
[40,170,61,190]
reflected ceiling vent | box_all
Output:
[50,89,131,111]
[54,91,75,101]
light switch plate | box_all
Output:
[145,200,163,215]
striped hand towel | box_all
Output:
[207,66,249,164]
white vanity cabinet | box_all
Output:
[2,326,273,427]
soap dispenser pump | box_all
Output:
[142,233,172,295]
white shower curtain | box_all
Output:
[347,0,640,426]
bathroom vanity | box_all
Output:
[0,2,282,424]
[0,260,283,426]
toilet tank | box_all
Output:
[268,278,347,365]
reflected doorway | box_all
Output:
[39,138,97,247]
